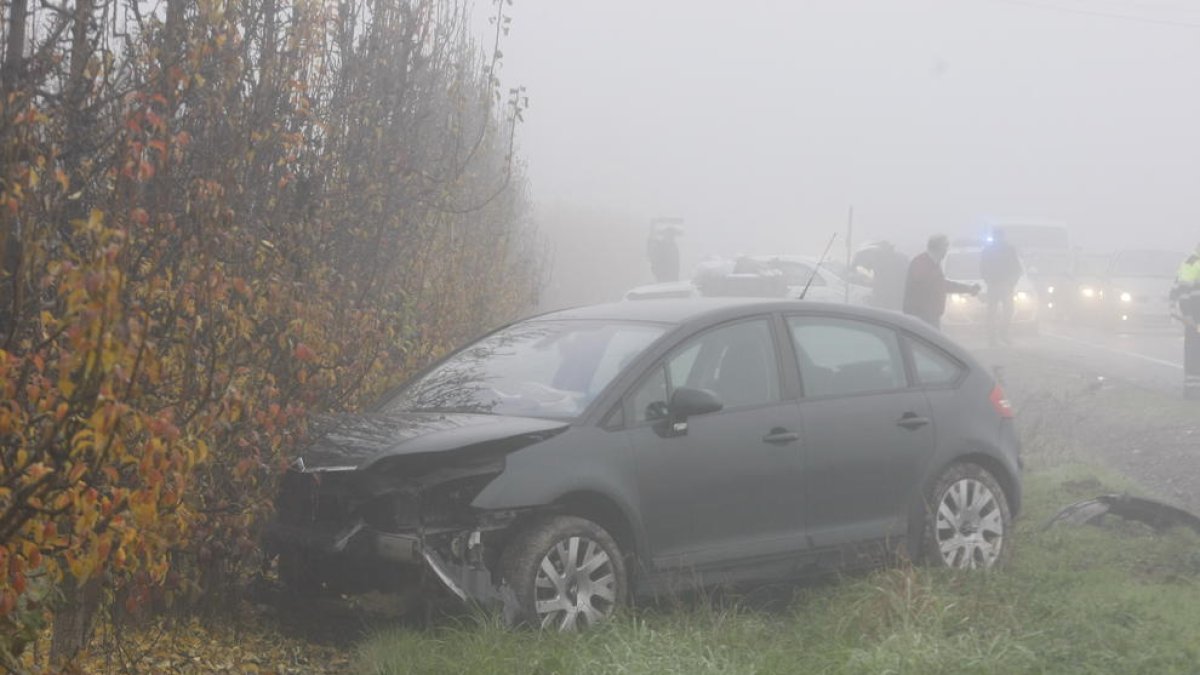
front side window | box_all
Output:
[628,318,781,423]
[789,316,906,398]
[388,320,666,419]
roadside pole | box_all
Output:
[845,206,854,303]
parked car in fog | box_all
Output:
[625,255,870,306]
[739,255,872,304]
[1068,252,1113,322]
[265,298,1022,631]
[623,281,701,301]
[1101,249,1187,330]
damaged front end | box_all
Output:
[262,413,567,611]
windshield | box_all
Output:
[1110,251,1185,279]
[943,251,981,280]
[997,225,1069,251]
[387,320,666,419]
[1075,255,1110,278]
[1022,250,1070,277]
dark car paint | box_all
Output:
[300,412,570,470]
[268,298,1022,602]
[478,302,1020,584]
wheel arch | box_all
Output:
[547,490,641,562]
[907,451,1022,561]
[941,452,1022,518]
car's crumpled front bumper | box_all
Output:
[263,464,523,616]
[264,513,522,619]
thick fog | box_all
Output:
[496,0,1200,307]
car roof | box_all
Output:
[746,254,819,264]
[534,297,919,328]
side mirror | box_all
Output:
[668,387,723,421]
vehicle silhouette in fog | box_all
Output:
[941,245,1040,334]
[1102,249,1188,331]
[265,298,1022,631]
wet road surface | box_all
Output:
[951,321,1186,396]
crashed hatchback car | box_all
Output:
[264,298,1022,630]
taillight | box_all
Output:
[990,384,1015,419]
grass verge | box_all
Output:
[356,363,1200,675]
[355,463,1200,675]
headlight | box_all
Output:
[1119,291,1133,303]
[1046,286,1055,295]
[1080,287,1096,299]
[950,294,967,305]
[1014,291,1030,303]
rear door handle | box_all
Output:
[897,413,931,430]
[763,429,801,445]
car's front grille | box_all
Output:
[276,469,357,526]
[276,470,319,525]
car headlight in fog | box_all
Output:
[1080,287,1096,299]
[1119,291,1133,303]
[1014,291,1030,303]
[950,294,967,305]
[1046,286,1055,295]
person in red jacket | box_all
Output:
[903,234,981,329]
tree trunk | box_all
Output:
[50,578,103,666]
[1,0,28,93]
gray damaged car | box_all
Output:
[263,298,1022,630]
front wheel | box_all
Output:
[500,515,628,631]
[922,463,1012,570]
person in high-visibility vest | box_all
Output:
[1171,244,1200,400]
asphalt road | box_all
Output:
[950,320,1188,397]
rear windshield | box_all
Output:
[1110,251,1185,279]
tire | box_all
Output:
[921,463,1012,570]
[500,515,628,631]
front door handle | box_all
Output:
[897,413,931,430]
[763,428,801,445]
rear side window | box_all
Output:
[788,316,905,398]
[909,339,965,387]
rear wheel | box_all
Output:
[922,463,1012,570]
[501,516,627,631]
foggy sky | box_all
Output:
[499,0,1200,265]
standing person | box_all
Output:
[981,229,1024,346]
[852,241,909,311]
[646,222,682,283]
[1170,244,1200,400]
[903,234,981,329]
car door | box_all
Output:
[624,317,808,569]
[786,315,936,549]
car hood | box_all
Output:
[297,412,570,471]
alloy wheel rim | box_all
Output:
[935,478,1005,569]
[534,535,618,631]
